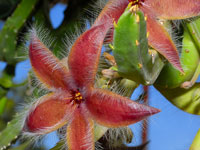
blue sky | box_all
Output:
[0,2,199,150]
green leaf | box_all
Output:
[0,72,28,88]
[0,97,8,115]
[0,73,13,88]
[0,87,6,97]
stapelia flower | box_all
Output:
[93,0,200,72]
[24,24,159,150]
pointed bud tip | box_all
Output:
[151,107,161,115]
[141,105,161,117]
[176,66,184,74]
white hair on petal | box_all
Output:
[78,107,95,150]
[15,23,32,61]
[21,130,45,144]
[15,101,47,148]
[30,24,56,49]
[28,71,48,92]
[28,25,80,91]
[94,75,134,98]
[17,23,76,145]
[168,19,198,73]
[97,55,112,73]
[62,25,87,58]
[24,71,51,103]
[95,141,103,150]
[56,125,69,150]
[57,124,67,140]
[18,89,76,147]
[84,0,108,25]
[102,126,133,149]
[170,20,184,52]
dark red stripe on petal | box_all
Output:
[86,89,160,127]
[67,109,94,150]
[29,31,72,90]
[26,93,75,133]
[68,24,110,89]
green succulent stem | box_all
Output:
[186,17,200,51]
[0,0,39,64]
[113,6,164,85]
[0,117,22,149]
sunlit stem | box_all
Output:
[190,128,200,150]
[142,85,148,149]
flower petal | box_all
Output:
[144,0,200,20]
[29,30,71,90]
[94,0,128,26]
[93,0,129,43]
[26,93,75,133]
[86,89,160,127]
[68,24,109,88]
[144,14,183,72]
[67,109,94,150]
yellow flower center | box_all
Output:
[129,0,144,7]
[70,91,84,105]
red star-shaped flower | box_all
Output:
[24,24,159,150]
[93,0,200,72]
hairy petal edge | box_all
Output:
[143,12,183,72]
[68,24,109,88]
[26,93,75,133]
[67,109,94,150]
[86,88,160,127]
[29,31,71,90]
